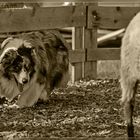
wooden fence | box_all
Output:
[0,2,140,82]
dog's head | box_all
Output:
[0,37,36,92]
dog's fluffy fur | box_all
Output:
[0,30,69,107]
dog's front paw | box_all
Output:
[8,103,20,109]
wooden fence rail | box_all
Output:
[0,6,86,32]
[0,3,139,82]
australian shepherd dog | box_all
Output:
[0,30,69,107]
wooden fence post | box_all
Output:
[70,27,84,82]
[84,27,98,79]
[83,3,98,79]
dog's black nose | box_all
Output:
[22,78,28,84]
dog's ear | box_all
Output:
[1,37,13,49]
[17,45,36,57]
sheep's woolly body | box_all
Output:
[120,12,140,137]
[121,12,140,104]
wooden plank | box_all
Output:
[69,50,85,63]
[0,0,94,2]
[99,0,140,6]
[83,3,98,79]
[87,48,120,60]
[88,6,140,29]
[70,27,84,82]
[99,0,140,1]
[0,6,86,33]
[97,28,125,44]
[84,27,98,79]
[99,2,140,7]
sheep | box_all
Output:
[120,12,140,137]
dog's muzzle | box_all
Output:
[18,83,24,92]
[14,77,24,92]
[17,78,28,92]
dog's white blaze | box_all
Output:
[23,41,32,48]
[14,68,29,84]
[0,47,17,63]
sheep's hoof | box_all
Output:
[127,124,134,138]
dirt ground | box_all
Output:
[0,79,140,139]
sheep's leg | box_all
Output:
[124,98,135,137]
[120,77,138,137]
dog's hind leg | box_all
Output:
[120,76,138,137]
[56,71,69,88]
[39,83,52,102]
[39,89,49,102]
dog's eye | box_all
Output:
[14,65,22,72]
[24,64,29,70]
[25,65,30,71]
[14,67,19,72]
